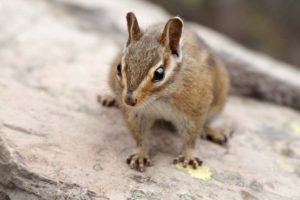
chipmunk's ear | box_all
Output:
[161,17,183,57]
[126,12,142,45]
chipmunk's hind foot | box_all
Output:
[204,126,233,145]
[97,94,118,107]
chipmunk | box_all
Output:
[98,12,230,172]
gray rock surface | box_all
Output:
[0,0,300,199]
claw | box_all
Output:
[145,158,152,167]
[183,159,189,168]
[173,155,203,169]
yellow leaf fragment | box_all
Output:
[176,163,212,180]
[275,157,294,173]
[289,123,300,134]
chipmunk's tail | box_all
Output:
[223,59,300,111]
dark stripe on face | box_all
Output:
[125,64,148,92]
[124,38,161,92]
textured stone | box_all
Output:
[0,0,300,199]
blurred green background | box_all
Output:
[148,0,300,68]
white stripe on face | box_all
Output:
[120,55,128,98]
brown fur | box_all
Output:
[102,13,230,172]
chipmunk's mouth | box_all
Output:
[123,90,157,108]
[123,96,153,109]
[123,89,138,107]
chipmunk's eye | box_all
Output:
[117,63,122,77]
[153,66,164,82]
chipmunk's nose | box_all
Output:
[124,92,137,106]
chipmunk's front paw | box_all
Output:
[97,94,118,107]
[173,155,203,169]
[126,154,152,172]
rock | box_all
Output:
[240,191,259,200]
[0,191,10,200]
[178,194,195,200]
[249,180,264,192]
[213,170,245,187]
[0,0,300,199]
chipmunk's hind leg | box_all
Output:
[97,94,118,108]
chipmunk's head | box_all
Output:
[117,12,184,107]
